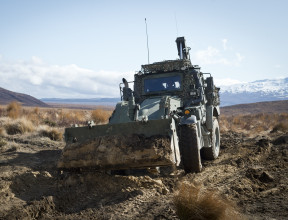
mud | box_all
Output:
[58,135,173,170]
[0,131,287,219]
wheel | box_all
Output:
[201,118,220,160]
[179,124,202,173]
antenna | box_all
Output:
[145,18,150,64]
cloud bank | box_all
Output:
[192,39,244,66]
[0,56,133,99]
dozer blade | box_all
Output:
[58,118,180,170]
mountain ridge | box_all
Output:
[219,77,288,106]
[0,87,48,107]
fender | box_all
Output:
[206,106,220,130]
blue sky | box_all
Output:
[0,0,287,98]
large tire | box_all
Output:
[179,124,202,173]
[201,118,220,160]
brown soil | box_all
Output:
[0,131,287,219]
[58,135,173,170]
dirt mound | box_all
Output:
[0,131,287,219]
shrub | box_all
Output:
[40,128,63,141]
[91,109,111,124]
[6,102,22,119]
[5,118,35,135]
[174,182,239,220]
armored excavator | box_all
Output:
[58,37,221,173]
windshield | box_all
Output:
[144,75,181,93]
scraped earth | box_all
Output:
[0,131,287,219]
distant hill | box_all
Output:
[221,100,288,116]
[0,87,48,107]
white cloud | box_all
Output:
[0,57,133,98]
[31,56,44,65]
[192,39,245,66]
[194,46,230,65]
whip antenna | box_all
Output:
[145,18,150,64]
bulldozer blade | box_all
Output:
[58,118,180,170]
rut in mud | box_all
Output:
[0,131,287,219]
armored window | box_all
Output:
[144,75,181,93]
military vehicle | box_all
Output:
[58,37,220,173]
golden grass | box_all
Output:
[91,109,112,124]
[4,118,35,135]
[271,122,288,133]
[220,113,288,135]
[6,101,22,119]
[174,182,240,220]
[1,103,113,128]
[39,128,63,141]
[0,104,113,140]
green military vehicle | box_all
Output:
[58,37,220,173]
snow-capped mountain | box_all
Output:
[219,77,288,106]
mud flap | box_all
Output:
[58,118,181,170]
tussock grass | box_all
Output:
[4,118,35,135]
[91,109,112,124]
[174,182,240,220]
[6,101,22,119]
[271,122,288,133]
[221,113,288,135]
[1,104,113,127]
[39,128,63,141]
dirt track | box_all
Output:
[0,131,287,219]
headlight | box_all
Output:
[184,109,190,115]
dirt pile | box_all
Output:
[0,131,287,219]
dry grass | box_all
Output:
[271,122,288,133]
[39,128,63,141]
[4,118,35,135]
[91,109,112,124]
[174,181,240,220]
[6,101,22,119]
[0,137,7,147]
[1,103,113,127]
[220,113,288,135]
[0,127,6,137]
